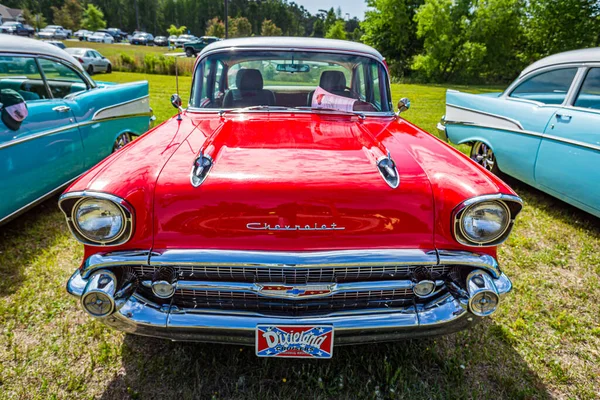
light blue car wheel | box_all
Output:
[113,132,134,152]
[470,141,499,174]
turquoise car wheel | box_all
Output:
[471,141,499,174]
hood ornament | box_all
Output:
[190,151,213,187]
[377,151,399,188]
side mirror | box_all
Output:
[397,98,410,115]
[171,93,183,120]
[171,93,182,109]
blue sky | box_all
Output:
[294,0,369,19]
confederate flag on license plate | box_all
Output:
[255,325,334,358]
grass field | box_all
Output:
[0,72,599,399]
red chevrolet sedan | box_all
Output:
[59,37,522,359]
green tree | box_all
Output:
[51,0,83,31]
[21,9,34,26]
[31,13,47,30]
[167,24,187,36]
[361,0,424,77]
[524,0,600,63]
[229,17,252,38]
[260,19,282,36]
[81,4,107,31]
[311,18,324,37]
[325,20,347,40]
[205,17,225,38]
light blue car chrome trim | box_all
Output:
[444,120,600,152]
[77,248,502,280]
[446,104,525,129]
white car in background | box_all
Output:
[38,27,68,40]
[45,25,71,38]
[74,29,93,41]
[65,47,112,75]
[173,34,197,48]
[88,32,114,44]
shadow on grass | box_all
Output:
[0,196,66,297]
[100,319,550,399]
[500,174,600,236]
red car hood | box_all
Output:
[153,114,435,250]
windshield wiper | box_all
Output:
[218,105,366,119]
[293,106,366,119]
[218,105,292,116]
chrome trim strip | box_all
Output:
[443,121,600,152]
[58,191,135,247]
[150,249,439,268]
[91,95,150,121]
[186,107,396,117]
[77,249,502,279]
[446,104,525,130]
[0,123,81,150]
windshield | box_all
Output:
[190,50,392,113]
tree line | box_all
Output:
[362,0,600,83]
[5,0,600,83]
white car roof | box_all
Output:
[200,37,385,61]
[521,47,600,76]
[0,34,83,71]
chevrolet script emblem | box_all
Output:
[247,222,345,231]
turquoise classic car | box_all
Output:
[0,35,153,225]
[439,47,600,218]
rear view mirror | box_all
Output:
[276,63,310,73]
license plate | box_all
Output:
[256,325,334,358]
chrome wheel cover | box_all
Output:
[471,142,496,171]
[113,132,132,151]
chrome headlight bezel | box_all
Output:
[453,194,522,247]
[59,192,134,246]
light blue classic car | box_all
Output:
[0,35,153,225]
[439,47,600,218]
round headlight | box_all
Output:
[73,198,125,243]
[460,201,510,244]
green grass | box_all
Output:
[1,72,599,399]
[63,40,182,58]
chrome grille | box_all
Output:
[132,264,449,283]
[172,288,414,315]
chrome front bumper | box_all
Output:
[66,249,512,345]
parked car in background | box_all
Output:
[0,22,33,36]
[74,29,92,41]
[98,28,125,43]
[44,40,66,49]
[46,25,71,38]
[183,35,219,57]
[154,35,168,46]
[66,47,112,75]
[22,24,35,36]
[38,27,68,40]
[131,32,154,45]
[61,37,521,357]
[167,35,178,47]
[173,34,196,48]
[88,31,114,44]
[0,36,153,225]
[439,47,600,218]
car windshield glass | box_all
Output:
[190,50,392,113]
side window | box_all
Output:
[353,64,367,102]
[0,56,49,100]
[93,51,103,59]
[510,68,577,105]
[197,59,224,107]
[574,68,600,110]
[85,51,93,58]
[38,58,88,98]
[371,64,382,109]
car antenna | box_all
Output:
[175,56,181,121]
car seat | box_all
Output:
[222,69,276,108]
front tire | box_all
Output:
[470,141,499,174]
[113,132,134,151]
